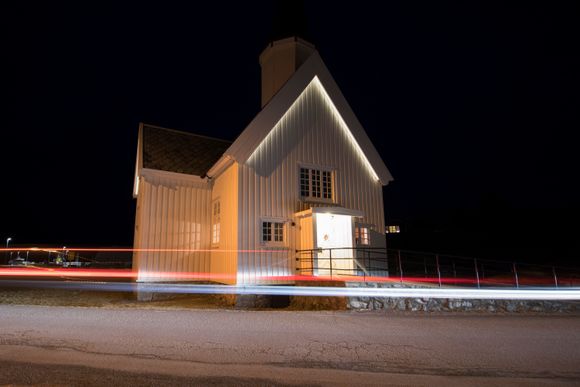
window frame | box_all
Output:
[298,164,335,203]
[260,218,287,246]
[354,222,376,247]
[211,198,221,246]
[355,224,371,246]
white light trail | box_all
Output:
[2,280,579,300]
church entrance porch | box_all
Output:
[295,207,363,277]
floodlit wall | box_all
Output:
[133,170,211,282]
[238,78,385,284]
[210,163,238,285]
[297,215,314,274]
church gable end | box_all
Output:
[247,76,381,185]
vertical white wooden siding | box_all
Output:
[298,215,313,274]
[238,79,385,284]
[133,173,211,282]
[210,164,238,285]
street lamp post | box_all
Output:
[5,237,11,264]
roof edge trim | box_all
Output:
[140,168,209,185]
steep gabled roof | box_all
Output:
[218,51,393,185]
[141,123,231,177]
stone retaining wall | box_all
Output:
[346,282,580,313]
[135,281,578,312]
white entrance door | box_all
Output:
[315,213,354,277]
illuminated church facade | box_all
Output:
[132,37,392,284]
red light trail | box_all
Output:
[0,267,575,287]
[0,247,289,253]
[0,247,572,287]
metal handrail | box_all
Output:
[295,247,580,287]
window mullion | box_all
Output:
[307,168,310,198]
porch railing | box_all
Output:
[295,248,580,287]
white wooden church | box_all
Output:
[132,37,393,284]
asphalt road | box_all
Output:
[0,305,579,386]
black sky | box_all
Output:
[1,2,579,259]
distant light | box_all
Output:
[386,225,400,234]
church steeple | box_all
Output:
[259,1,316,108]
[269,0,310,42]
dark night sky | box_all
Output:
[1,2,579,262]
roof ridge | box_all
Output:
[141,122,233,144]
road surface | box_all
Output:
[0,305,579,386]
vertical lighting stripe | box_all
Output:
[311,77,380,182]
[248,76,380,182]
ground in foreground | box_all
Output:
[1,305,579,386]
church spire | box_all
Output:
[260,0,315,108]
[269,0,310,42]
